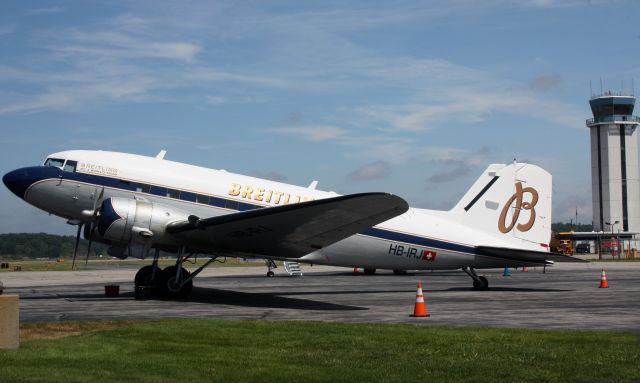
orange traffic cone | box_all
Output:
[521,266,529,272]
[599,268,609,288]
[410,281,430,317]
[353,266,358,273]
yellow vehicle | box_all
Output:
[555,232,574,255]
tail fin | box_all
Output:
[450,162,552,251]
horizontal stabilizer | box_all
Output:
[477,246,588,265]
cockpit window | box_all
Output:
[44,158,65,168]
[63,160,77,173]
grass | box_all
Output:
[0,320,638,383]
[0,258,273,272]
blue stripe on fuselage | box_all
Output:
[361,227,476,255]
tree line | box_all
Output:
[0,233,107,260]
[551,222,593,233]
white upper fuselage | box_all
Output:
[12,150,544,270]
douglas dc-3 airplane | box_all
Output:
[3,150,583,298]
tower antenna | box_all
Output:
[600,78,603,95]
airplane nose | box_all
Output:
[3,168,36,199]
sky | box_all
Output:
[1,0,639,235]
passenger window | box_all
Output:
[44,158,65,168]
[179,191,196,202]
[136,184,151,193]
[150,186,167,197]
[209,197,225,208]
[196,194,210,204]
[167,189,180,199]
[225,200,239,210]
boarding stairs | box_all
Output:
[283,260,303,276]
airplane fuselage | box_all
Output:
[3,150,546,271]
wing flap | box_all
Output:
[477,246,588,264]
[167,192,408,258]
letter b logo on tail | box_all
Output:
[498,182,538,234]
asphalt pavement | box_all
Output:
[1,262,638,330]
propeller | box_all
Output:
[70,222,83,271]
[83,187,104,270]
[84,227,94,270]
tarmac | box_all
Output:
[1,262,639,331]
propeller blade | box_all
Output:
[91,187,105,218]
[71,224,82,271]
[92,187,103,210]
[84,223,94,270]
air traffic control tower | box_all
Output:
[587,93,640,232]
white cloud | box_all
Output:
[0,26,14,37]
[185,68,293,89]
[206,95,228,105]
[0,91,74,114]
[356,86,585,132]
[250,171,287,182]
[527,74,563,92]
[427,166,473,185]
[524,0,615,8]
[266,125,346,141]
[53,30,202,62]
[347,161,391,181]
[554,190,593,224]
[28,7,62,15]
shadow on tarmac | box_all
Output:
[445,287,574,292]
[188,287,368,310]
[22,288,368,311]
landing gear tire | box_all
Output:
[134,265,162,300]
[364,268,377,275]
[393,269,407,275]
[473,276,489,290]
[159,266,193,299]
[266,271,275,277]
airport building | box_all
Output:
[586,92,640,233]
[562,92,640,258]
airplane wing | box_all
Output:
[166,192,409,259]
[476,246,589,265]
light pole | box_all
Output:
[598,231,602,260]
[605,220,619,258]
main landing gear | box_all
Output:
[462,266,489,290]
[265,259,277,277]
[134,247,218,300]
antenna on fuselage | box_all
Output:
[155,150,167,160]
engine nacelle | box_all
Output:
[96,197,188,246]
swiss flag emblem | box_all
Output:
[422,251,437,261]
